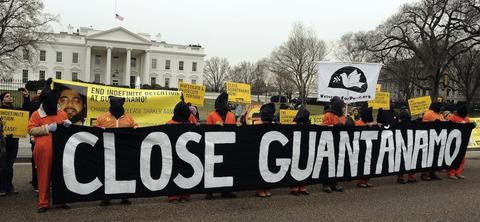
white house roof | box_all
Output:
[85,26,152,45]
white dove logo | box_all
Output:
[328,66,368,93]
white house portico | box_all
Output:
[16,26,206,88]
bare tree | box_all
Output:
[0,0,56,79]
[228,61,256,84]
[269,22,327,102]
[366,0,480,99]
[450,48,480,106]
[334,32,371,62]
[203,57,230,92]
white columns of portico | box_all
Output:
[85,45,91,82]
[142,50,150,85]
[125,48,131,86]
[105,46,112,85]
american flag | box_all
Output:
[115,13,124,21]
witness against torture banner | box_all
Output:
[52,122,474,204]
[52,79,181,126]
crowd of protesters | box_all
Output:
[0,79,474,213]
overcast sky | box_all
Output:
[43,0,419,64]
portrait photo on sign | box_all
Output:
[53,82,88,125]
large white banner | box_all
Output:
[317,62,382,103]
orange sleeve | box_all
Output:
[466,117,471,123]
[189,114,198,124]
[206,112,215,125]
[130,116,138,128]
[355,120,366,126]
[28,111,42,131]
[225,112,236,124]
[422,111,433,122]
[322,113,333,126]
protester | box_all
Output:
[355,107,378,188]
[0,117,6,196]
[167,101,195,203]
[0,88,31,197]
[255,103,276,198]
[396,107,417,184]
[27,80,71,213]
[205,92,236,199]
[447,102,470,180]
[95,96,137,206]
[351,107,360,121]
[289,107,311,196]
[29,89,42,192]
[321,96,346,193]
[421,102,444,181]
[186,103,199,125]
[376,102,398,127]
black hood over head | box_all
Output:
[260,103,276,123]
[430,102,443,113]
[328,96,345,116]
[39,78,58,116]
[399,108,412,122]
[360,107,374,123]
[109,96,125,119]
[455,102,468,118]
[172,101,191,123]
[215,92,229,121]
[294,107,311,125]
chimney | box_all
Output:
[67,24,73,34]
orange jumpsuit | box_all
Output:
[95,111,137,128]
[28,109,68,208]
[207,111,236,125]
[422,110,444,178]
[447,114,470,177]
[188,113,198,124]
[322,112,347,126]
[167,119,194,202]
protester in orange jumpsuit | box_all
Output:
[421,102,444,181]
[396,107,418,184]
[167,101,195,203]
[321,96,346,193]
[96,96,137,206]
[28,80,71,213]
[255,103,276,198]
[205,92,236,200]
[447,102,471,179]
[289,106,311,196]
[355,107,379,188]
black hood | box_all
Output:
[260,103,276,123]
[109,96,125,119]
[172,101,191,123]
[455,102,468,118]
[399,109,412,122]
[215,92,229,121]
[429,102,443,113]
[360,107,374,123]
[294,107,311,125]
[39,78,58,116]
[328,96,344,116]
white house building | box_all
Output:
[15,26,206,88]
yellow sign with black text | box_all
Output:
[279,110,298,125]
[368,92,390,110]
[469,118,480,148]
[178,82,205,107]
[310,115,323,125]
[408,96,432,116]
[0,109,29,138]
[226,82,251,104]
[52,79,181,127]
[376,84,381,92]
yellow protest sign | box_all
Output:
[376,84,381,92]
[53,79,181,127]
[226,82,251,104]
[469,118,480,148]
[244,104,262,125]
[368,92,390,110]
[408,96,432,116]
[310,115,323,125]
[0,109,29,138]
[178,82,205,107]
[280,109,298,125]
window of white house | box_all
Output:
[112,79,119,86]
[165,60,170,70]
[178,78,183,83]
[39,70,45,80]
[165,77,170,88]
[192,62,197,72]
[131,58,136,67]
[56,71,62,79]
[23,49,29,60]
[95,55,101,65]
[151,59,157,69]
[130,76,136,88]
[40,50,46,61]
[151,77,156,85]
[179,61,184,71]
[191,79,197,84]
[72,52,79,63]
[22,70,28,83]
[94,74,100,83]
[72,72,78,81]
[56,51,62,62]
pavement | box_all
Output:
[1,152,480,222]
